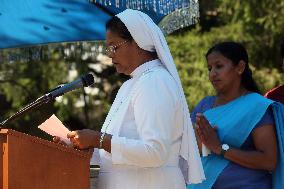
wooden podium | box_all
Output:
[0,129,92,189]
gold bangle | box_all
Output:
[99,132,106,149]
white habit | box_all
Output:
[95,8,204,189]
[98,60,187,189]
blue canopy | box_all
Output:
[0,0,197,49]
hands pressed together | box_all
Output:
[195,113,222,155]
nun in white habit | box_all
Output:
[66,9,205,189]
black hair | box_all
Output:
[106,16,133,41]
[206,41,260,94]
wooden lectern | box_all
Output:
[0,129,92,189]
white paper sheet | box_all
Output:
[38,114,71,144]
[39,114,100,165]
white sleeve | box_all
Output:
[111,72,179,167]
[90,148,100,165]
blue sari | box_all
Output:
[188,93,284,189]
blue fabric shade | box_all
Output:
[0,0,167,49]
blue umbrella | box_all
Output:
[0,0,199,49]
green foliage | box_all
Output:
[0,43,125,138]
[167,0,284,110]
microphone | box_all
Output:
[0,73,94,126]
[46,73,94,99]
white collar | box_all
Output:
[130,59,162,78]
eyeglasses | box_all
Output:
[105,40,128,57]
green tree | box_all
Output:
[167,0,284,110]
[0,43,126,138]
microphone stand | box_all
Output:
[0,85,62,127]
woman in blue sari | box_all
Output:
[188,42,284,189]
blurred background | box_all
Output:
[0,0,283,140]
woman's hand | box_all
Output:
[195,113,222,155]
[67,129,101,150]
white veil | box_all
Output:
[116,9,205,184]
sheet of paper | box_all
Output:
[38,114,71,144]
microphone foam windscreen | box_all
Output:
[82,73,94,87]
